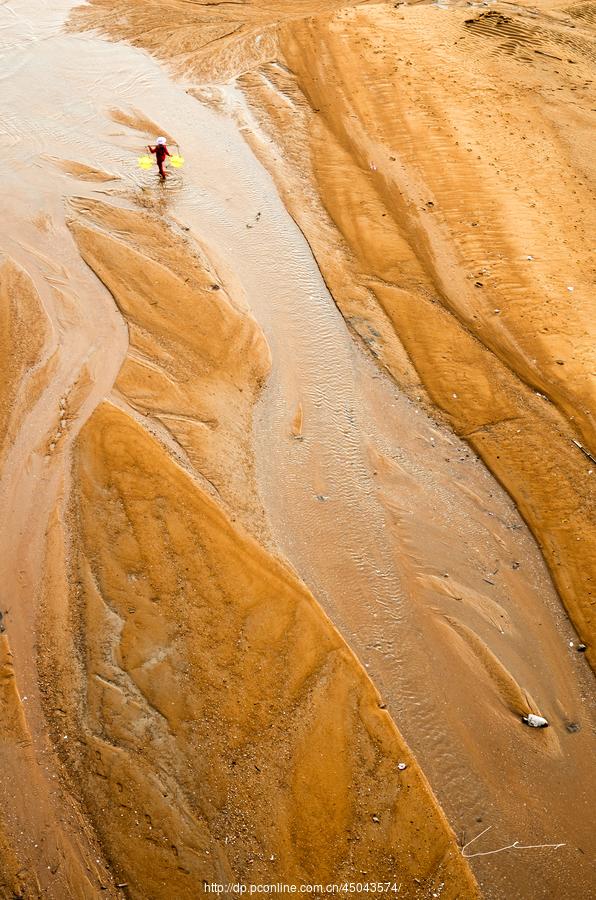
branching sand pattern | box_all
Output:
[1,1,594,898]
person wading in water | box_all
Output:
[148,136,171,179]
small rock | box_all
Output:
[522,713,549,728]
[371,814,380,823]
[397,762,408,771]
[577,643,587,652]
[556,359,565,365]
[565,722,581,733]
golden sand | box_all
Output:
[1,0,594,896]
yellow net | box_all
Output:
[138,155,153,170]
[170,154,185,169]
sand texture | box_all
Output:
[0,0,594,897]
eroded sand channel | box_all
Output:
[0,1,594,897]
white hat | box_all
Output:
[156,136,166,145]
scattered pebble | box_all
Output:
[397,762,408,771]
[522,713,549,728]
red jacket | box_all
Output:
[149,144,170,162]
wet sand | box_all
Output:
[1,0,594,898]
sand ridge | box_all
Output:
[38,399,478,896]
[0,259,52,462]
[68,196,272,533]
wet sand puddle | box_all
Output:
[0,2,594,897]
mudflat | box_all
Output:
[0,1,594,898]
